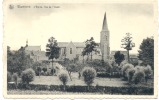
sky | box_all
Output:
[4,3,156,54]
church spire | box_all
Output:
[102,12,108,31]
[26,39,28,47]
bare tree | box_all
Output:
[121,33,135,63]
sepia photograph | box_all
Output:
[3,0,158,99]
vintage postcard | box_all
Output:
[3,0,158,99]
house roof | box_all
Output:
[25,46,41,51]
[58,42,86,48]
[58,42,100,48]
[26,50,48,61]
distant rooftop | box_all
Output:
[25,46,41,51]
[58,42,86,48]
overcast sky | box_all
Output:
[5,3,155,54]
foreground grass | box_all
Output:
[31,74,128,87]
[7,89,102,95]
[30,74,153,87]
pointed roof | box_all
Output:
[25,46,41,51]
[58,42,86,48]
[102,12,108,31]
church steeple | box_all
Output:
[26,39,28,47]
[102,12,108,31]
[100,12,110,62]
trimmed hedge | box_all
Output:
[8,83,153,95]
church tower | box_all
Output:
[100,12,110,62]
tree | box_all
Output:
[82,67,96,90]
[42,68,47,73]
[59,72,68,91]
[46,37,60,75]
[144,65,152,83]
[66,64,78,81]
[81,50,86,64]
[33,61,42,76]
[7,46,33,75]
[138,37,154,69]
[122,63,134,79]
[37,67,42,77]
[82,37,99,61]
[132,67,145,84]
[21,68,35,87]
[121,33,135,63]
[114,51,125,66]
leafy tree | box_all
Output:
[81,50,86,64]
[132,67,145,84]
[122,63,134,79]
[59,72,68,91]
[32,61,42,76]
[82,67,96,90]
[46,37,60,74]
[126,68,135,83]
[37,67,42,77]
[121,33,135,63]
[138,37,154,69]
[82,37,99,61]
[114,51,125,66]
[66,64,78,81]
[21,68,35,86]
[7,46,33,75]
[42,68,47,73]
[144,65,153,83]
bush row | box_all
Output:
[121,63,153,84]
[97,72,122,78]
[7,83,153,95]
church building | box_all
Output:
[25,12,110,62]
[57,12,110,62]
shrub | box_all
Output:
[12,73,18,85]
[97,72,122,78]
[86,59,111,72]
[126,68,135,83]
[144,65,152,82]
[21,68,35,85]
[66,64,78,80]
[82,67,96,90]
[7,71,12,83]
[42,68,47,73]
[58,71,68,91]
[51,68,56,75]
[132,67,145,84]
[122,63,134,78]
[119,60,128,68]
[36,67,41,76]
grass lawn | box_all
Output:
[30,72,153,87]
[7,90,102,95]
[31,76,128,87]
[7,73,153,95]
[30,72,127,87]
